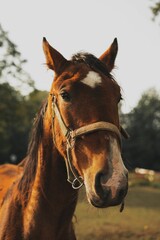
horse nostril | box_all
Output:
[95,171,102,187]
[95,171,109,199]
[95,171,104,197]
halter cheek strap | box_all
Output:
[51,98,84,189]
[51,96,129,190]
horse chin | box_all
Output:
[86,190,127,209]
[89,196,110,208]
[89,195,125,209]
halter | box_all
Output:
[51,96,129,190]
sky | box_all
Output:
[0,0,160,113]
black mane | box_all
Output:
[27,100,47,160]
[71,52,113,80]
[18,100,48,202]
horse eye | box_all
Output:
[60,91,71,102]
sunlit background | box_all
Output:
[0,1,160,239]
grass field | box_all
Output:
[75,186,160,240]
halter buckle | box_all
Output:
[66,130,75,149]
[71,177,84,190]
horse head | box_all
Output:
[43,38,128,208]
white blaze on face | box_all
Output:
[81,71,102,88]
[107,137,128,198]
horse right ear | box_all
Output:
[99,38,118,72]
[42,37,68,74]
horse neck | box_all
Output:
[23,117,78,238]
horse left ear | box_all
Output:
[99,38,118,72]
[42,37,68,74]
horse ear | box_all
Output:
[99,38,118,72]
[42,37,68,74]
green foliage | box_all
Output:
[0,83,23,163]
[0,83,48,164]
[151,1,160,19]
[0,24,47,163]
[122,88,160,171]
[0,24,34,92]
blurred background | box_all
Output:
[0,0,160,239]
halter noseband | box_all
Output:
[51,96,129,190]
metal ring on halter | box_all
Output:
[72,177,84,190]
[66,145,84,189]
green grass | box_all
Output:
[75,187,160,240]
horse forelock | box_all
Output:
[71,52,114,81]
[52,52,120,96]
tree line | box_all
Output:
[0,24,48,164]
[121,89,160,171]
[0,24,160,171]
[0,83,47,164]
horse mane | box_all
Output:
[71,52,114,81]
[17,100,48,203]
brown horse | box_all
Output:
[0,163,23,205]
[0,159,26,205]
[0,38,128,240]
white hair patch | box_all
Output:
[81,71,102,88]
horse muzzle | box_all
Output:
[93,172,128,208]
[85,169,128,208]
